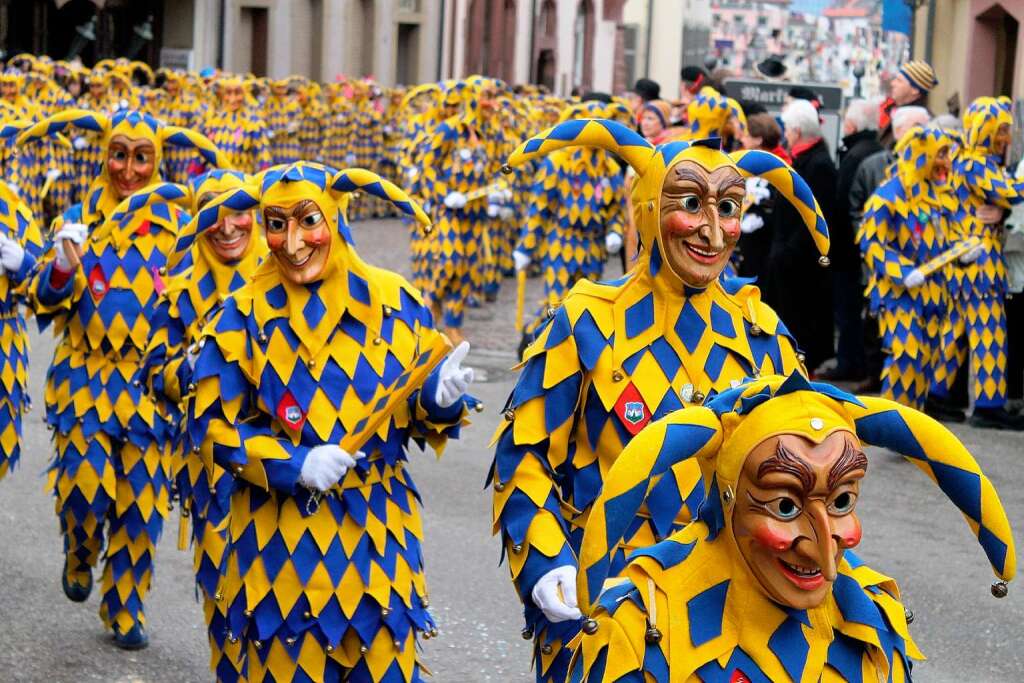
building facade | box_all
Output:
[913,0,1024,111]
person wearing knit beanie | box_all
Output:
[880,60,936,147]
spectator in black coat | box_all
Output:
[761,99,836,374]
[735,112,785,282]
[818,98,883,381]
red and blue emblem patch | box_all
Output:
[613,381,651,435]
[276,390,306,430]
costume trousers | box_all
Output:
[51,427,170,634]
[877,299,942,410]
[932,296,1009,409]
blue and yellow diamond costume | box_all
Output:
[265,80,303,165]
[490,118,831,683]
[570,373,1015,682]
[186,162,471,682]
[0,179,44,483]
[931,97,1024,411]
[15,108,230,645]
[135,170,264,679]
[858,127,959,410]
[202,76,272,174]
[516,100,630,339]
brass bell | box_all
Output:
[722,486,734,505]
[243,609,253,618]
[393,640,402,649]
[818,255,830,267]
[422,596,430,607]
[228,633,238,643]
[187,383,196,393]
[581,618,599,635]
[326,644,335,653]
[383,306,393,317]
[253,640,262,650]
[904,608,914,624]
[501,163,513,175]
[511,544,523,554]
[422,631,431,640]
[258,333,268,344]
[307,359,316,369]
[493,481,505,492]
[360,644,369,654]
[644,626,662,644]
[749,323,762,336]
[373,337,383,346]
[992,580,1009,598]
[503,409,515,421]
[381,607,390,617]
[541,644,552,655]
[692,390,705,404]
[521,628,534,640]
[214,592,224,602]
[303,611,312,619]
[796,352,806,364]
[285,636,297,645]
[158,266,167,276]
[546,306,557,319]
[474,401,485,413]
[612,370,624,382]
[429,627,438,637]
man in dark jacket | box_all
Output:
[878,60,935,146]
[761,98,836,373]
[818,98,883,381]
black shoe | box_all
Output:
[925,397,966,424]
[62,558,92,603]
[969,407,1024,431]
[113,623,149,650]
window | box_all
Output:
[623,24,638,86]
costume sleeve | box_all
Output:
[569,592,651,683]
[6,196,44,289]
[410,334,471,456]
[962,158,1024,208]
[252,126,272,172]
[490,305,584,603]
[24,211,84,328]
[188,301,310,493]
[518,159,554,256]
[858,194,916,284]
[140,290,188,408]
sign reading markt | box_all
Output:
[722,78,845,111]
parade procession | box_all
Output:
[0,0,1023,681]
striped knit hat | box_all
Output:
[900,60,938,93]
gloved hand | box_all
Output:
[741,213,764,234]
[344,153,357,165]
[406,167,419,181]
[53,222,88,271]
[0,234,26,275]
[186,345,200,370]
[458,147,473,161]
[605,232,623,255]
[745,177,771,205]
[499,207,515,221]
[298,445,365,492]
[531,566,582,623]
[903,268,926,289]
[486,203,500,218]
[443,191,468,210]
[513,249,531,272]
[45,168,62,182]
[72,136,88,151]
[977,204,1003,226]
[960,244,984,264]
[435,341,474,408]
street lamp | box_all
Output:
[126,15,154,59]
[66,16,97,61]
[852,63,865,98]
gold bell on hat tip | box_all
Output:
[360,644,369,654]
[521,628,534,640]
[326,644,335,653]
[904,607,914,624]
[541,644,552,655]
[474,401,485,413]
[501,163,513,175]
[992,581,1009,598]
[645,626,662,643]
[818,255,830,267]
[581,618,599,635]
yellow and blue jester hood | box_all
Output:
[894,125,956,205]
[504,118,830,290]
[962,96,1012,158]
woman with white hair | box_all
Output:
[761,98,837,374]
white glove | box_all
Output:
[0,234,26,274]
[458,147,473,161]
[513,250,531,272]
[443,191,468,210]
[53,222,88,271]
[903,268,926,289]
[531,566,582,623]
[502,188,514,202]
[435,341,474,408]
[299,445,365,492]
[741,213,765,234]
[605,232,623,255]
[72,136,88,151]
[186,346,200,370]
[960,244,984,264]
[499,207,515,221]
[344,153,357,165]
[745,177,771,205]
[45,168,62,182]
[406,167,419,180]
[486,203,500,218]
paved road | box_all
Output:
[0,218,1021,682]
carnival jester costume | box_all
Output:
[16,108,230,649]
[859,127,960,410]
[202,76,272,174]
[135,170,265,680]
[931,96,1024,428]
[186,162,475,682]
[571,372,1015,681]
[490,118,832,683]
[514,100,630,340]
[0,179,44,483]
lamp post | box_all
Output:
[66,16,97,61]
[126,15,154,59]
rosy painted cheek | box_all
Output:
[266,233,286,251]
[304,226,330,247]
[722,218,741,241]
[663,210,701,237]
[752,522,795,553]
[836,517,862,549]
